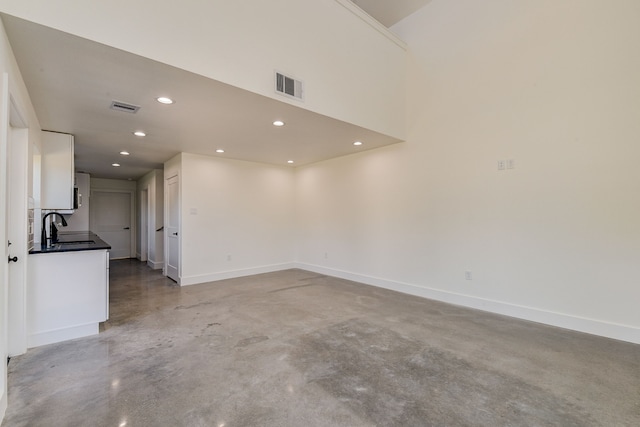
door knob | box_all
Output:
[8,256,18,263]
[173,232,178,236]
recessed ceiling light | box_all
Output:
[273,120,285,127]
[353,141,363,146]
[156,97,174,105]
[287,160,294,164]
[120,151,130,156]
[133,131,146,137]
[112,163,121,167]
[216,149,225,153]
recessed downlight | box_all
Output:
[353,141,363,146]
[112,163,121,167]
[156,96,174,105]
[120,151,130,156]
[287,160,294,164]
[133,131,146,137]
[216,149,225,153]
[273,120,285,127]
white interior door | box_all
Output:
[7,125,28,357]
[91,191,132,259]
[0,72,10,422]
[140,189,148,262]
[166,175,179,282]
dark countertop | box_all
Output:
[29,231,111,254]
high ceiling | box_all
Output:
[352,0,433,27]
[2,1,430,180]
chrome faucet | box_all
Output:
[41,212,68,248]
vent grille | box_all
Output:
[110,100,141,114]
[275,72,303,101]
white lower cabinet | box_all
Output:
[27,250,109,347]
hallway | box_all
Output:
[2,260,639,426]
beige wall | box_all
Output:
[166,153,296,285]
[295,0,640,343]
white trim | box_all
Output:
[147,259,163,270]
[295,263,640,345]
[179,263,297,287]
[334,0,407,49]
[27,322,99,348]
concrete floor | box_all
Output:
[3,260,639,426]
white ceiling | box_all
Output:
[2,1,429,180]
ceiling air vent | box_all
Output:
[275,71,304,101]
[110,100,141,114]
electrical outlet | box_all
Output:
[507,159,515,169]
[465,271,472,280]
[497,160,505,171]
[324,252,328,259]
[227,254,231,261]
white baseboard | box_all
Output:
[295,263,640,345]
[27,322,99,348]
[147,259,163,270]
[179,262,297,286]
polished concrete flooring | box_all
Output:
[3,260,639,426]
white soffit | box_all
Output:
[2,14,402,180]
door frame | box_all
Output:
[89,189,135,259]
[1,70,31,420]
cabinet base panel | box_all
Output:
[28,323,99,348]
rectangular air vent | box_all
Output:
[110,100,141,114]
[275,71,304,101]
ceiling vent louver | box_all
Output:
[275,71,304,101]
[110,100,141,114]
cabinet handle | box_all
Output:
[8,256,18,263]
[123,227,130,230]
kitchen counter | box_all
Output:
[29,231,111,254]
[27,231,110,347]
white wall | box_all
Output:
[296,0,640,344]
[137,169,164,269]
[91,178,136,192]
[0,0,406,139]
[174,153,296,285]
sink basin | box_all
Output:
[57,240,96,245]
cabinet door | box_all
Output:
[41,131,74,209]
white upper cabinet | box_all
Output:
[41,131,74,210]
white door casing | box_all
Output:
[91,191,133,259]
[165,175,179,282]
[0,72,29,419]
